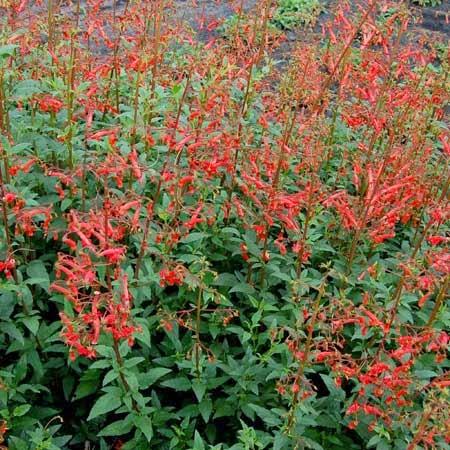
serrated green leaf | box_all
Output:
[0,292,16,319]
[414,370,438,379]
[90,360,111,370]
[124,357,145,368]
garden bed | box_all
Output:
[0,1,449,449]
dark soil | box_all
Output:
[170,0,449,38]
[409,0,449,36]
[168,0,448,64]
[19,0,449,58]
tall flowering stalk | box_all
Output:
[0,0,449,448]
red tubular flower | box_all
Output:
[99,247,126,264]
[38,95,64,113]
[183,204,204,231]
[427,236,448,246]
[346,402,361,415]
[159,267,184,287]
[3,192,16,204]
[0,258,16,279]
[240,243,249,262]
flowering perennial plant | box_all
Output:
[0,0,448,449]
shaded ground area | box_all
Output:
[168,0,448,63]
[171,0,449,37]
[22,0,449,58]
[411,0,449,36]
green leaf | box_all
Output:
[60,198,72,212]
[193,431,206,450]
[73,371,101,400]
[7,436,28,450]
[87,392,122,420]
[213,273,238,286]
[138,368,172,389]
[414,370,437,379]
[98,418,133,436]
[192,379,207,402]
[103,369,119,387]
[302,437,324,450]
[274,433,291,450]
[124,357,145,368]
[13,404,31,417]
[229,283,255,295]
[2,322,24,345]
[12,80,42,99]
[376,439,391,450]
[181,232,208,244]
[320,374,344,399]
[0,44,18,59]
[135,320,151,349]
[199,397,212,423]
[0,292,16,318]
[26,261,50,292]
[247,404,281,427]
[90,360,111,370]
[22,316,40,335]
[160,377,191,391]
[367,435,381,448]
[134,415,153,442]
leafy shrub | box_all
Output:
[0,0,449,449]
[272,0,323,29]
[411,0,442,6]
[218,12,282,50]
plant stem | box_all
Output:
[407,409,431,450]
[195,286,203,378]
[0,162,17,284]
[47,0,54,51]
[287,278,327,430]
[65,0,81,169]
[113,340,139,411]
[134,210,152,278]
[426,276,449,328]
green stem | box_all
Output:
[426,276,449,328]
[287,278,327,431]
[195,287,203,378]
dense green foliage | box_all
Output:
[0,1,449,449]
[273,0,323,29]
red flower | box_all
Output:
[240,243,249,261]
[0,258,16,279]
[160,267,184,287]
[38,95,64,113]
[3,192,16,204]
[99,247,126,264]
[427,235,447,246]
